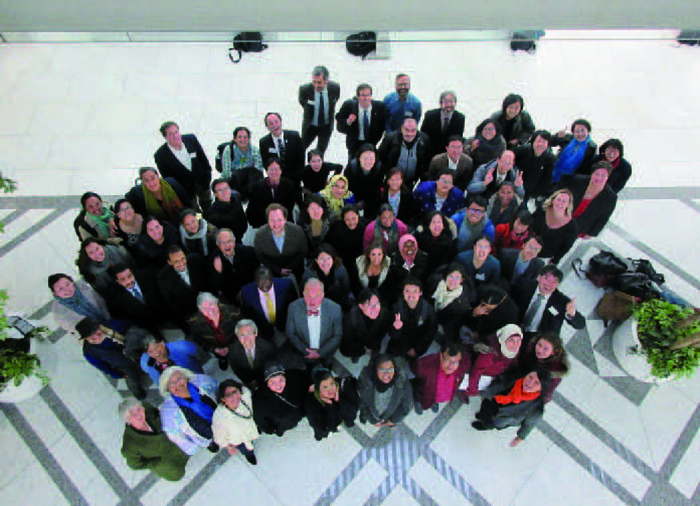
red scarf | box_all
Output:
[494,379,541,405]
[204,314,226,345]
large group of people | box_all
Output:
[48,66,628,481]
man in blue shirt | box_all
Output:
[383,73,422,134]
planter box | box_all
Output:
[611,316,666,383]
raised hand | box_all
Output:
[393,313,403,330]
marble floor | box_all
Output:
[1,31,700,506]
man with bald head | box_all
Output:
[285,278,342,365]
[467,150,524,201]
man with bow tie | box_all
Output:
[285,278,342,366]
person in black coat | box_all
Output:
[133,216,182,271]
[208,229,259,305]
[561,165,617,238]
[253,363,310,437]
[299,66,341,155]
[246,158,300,229]
[344,144,385,217]
[513,264,585,338]
[325,205,367,282]
[105,264,165,337]
[514,130,556,201]
[577,138,632,194]
[335,83,387,159]
[300,149,343,196]
[205,179,248,243]
[420,91,466,154]
[462,285,519,343]
[125,168,189,228]
[386,278,438,361]
[378,168,417,226]
[305,368,359,441]
[228,319,277,391]
[156,246,209,330]
[340,288,393,361]
[414,211,458,277]
[154,122,213,212]
[472,367,551,447]
[378,118,433,188]
[489,94,536,148]
[259,113,306,184]
[497,237,545,293]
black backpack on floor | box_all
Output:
[229,32,268,63]
[346,32,376,60]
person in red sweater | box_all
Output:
[465,323,523,397]
[412,343,470,414]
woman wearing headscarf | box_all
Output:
[490,93,536,148]
[578,138,632,193]
[159,367,219,455]
[472,368,551,447]
[212,379,259,465]
[319,174,355,221]
[357,354,413,427]
[550,119,597,184]
[390,234,429,286]
[125,167,188,227]
[465,324,524,397]
[305,367,359,441]
[253,363,309,437]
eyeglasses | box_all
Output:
[378,367,394,374]
[467,208,485,215]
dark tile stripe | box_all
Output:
[553,392,657,481]
[0,208,66,257]
[680,198,700,214]
[618,187,700,200]
[537,419,642,505]
[657,402,700,479]
[40,386,142,505]
[0,208,26,228]
[166,450,231,506]
[0,403,88,505]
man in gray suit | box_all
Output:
[285,278,342,366]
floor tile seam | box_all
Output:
[39,386,142,504]
[605,222,700,291]
[165,450,231,506]
[504,433,558,506]
[534,419,644,506]
[362,474,398,506]
[0,207,66,257]
[0,403,88,505]
[655,400,700,480]
[552,391,657,481]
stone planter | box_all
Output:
[611,316,662,383]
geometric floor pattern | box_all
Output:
[2,33,700,505]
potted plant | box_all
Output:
[0,172,51,402]
[612,298,700,382]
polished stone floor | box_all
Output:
[0,31,699,506]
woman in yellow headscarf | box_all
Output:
[319,174,355,221]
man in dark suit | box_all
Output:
[105,263,165,338]
[154,121,213,212]
[336,83,387,159]
[241,266,298,341]
[228,319,277,390]
[514,264,585,339]
[156,245,209,330]
[286,278,342,366]
[498,236,545,292]
[253,203,308,282]
[420,90,466,155]
[426,135,474,191]
[259,112,306,184]
[208,228,259,305]
[298,65,340,156]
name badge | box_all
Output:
[269,148,277,153]
[189,152,197,158]
[548,306,559,316]
[308,99,315,105]
[475,273,486,281]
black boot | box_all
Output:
[244,451,257,465]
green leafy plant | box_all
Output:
[629,299,700,379]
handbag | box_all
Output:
[229,32,268,64]
[596,291,637,323]
[613,272,662,302]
